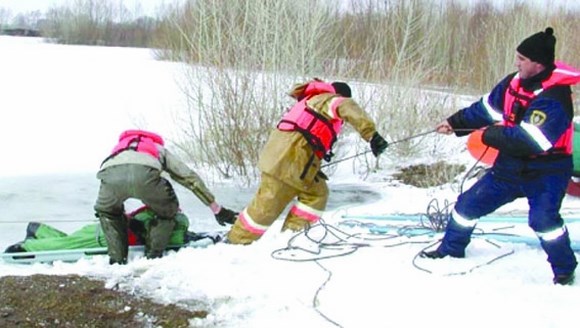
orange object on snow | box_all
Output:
[466,129,498,166]
[466,128,580,198]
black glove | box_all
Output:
[370,132,388,157]
[215,207,238,226]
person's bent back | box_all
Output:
[94,130,237,264]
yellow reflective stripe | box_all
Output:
[481,93,503,122]
[451,209,478,228]
[536,226,566,241]
[520,122,553,151]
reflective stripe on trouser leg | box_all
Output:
[525,171,577,276]
[440,172,520,257]
[227,173,297,245]
[537,226,578,275]
[227,208,270,245]
[282,178,328,232]
[438,209,478,257]
[282,202,324,232]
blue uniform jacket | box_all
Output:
[447,68,574,181]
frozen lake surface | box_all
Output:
[0,173,381,250]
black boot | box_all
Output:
[25,222,42,239]
[145,218,175,259]
[420,249,448,259]
[4,242,26,253]
[97,213,128,265]
[553,273,575,285]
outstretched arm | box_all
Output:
[162,149,237,225]
[162,149,216,205]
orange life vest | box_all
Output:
[107,129,164,161]
[277,81,345,160]
[504,62,580,155]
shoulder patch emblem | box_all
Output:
[529,110,546,126]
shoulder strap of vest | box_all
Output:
[277,105,337,154]
[100,135,142,167]
[507,74,534,103]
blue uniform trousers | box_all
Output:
[439,170,577,276]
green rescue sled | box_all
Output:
[1,208,224,264]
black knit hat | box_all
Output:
[516,27,556,66]
[331,82,352,98]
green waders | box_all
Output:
[145,217,176,259]
[97,214,128,265]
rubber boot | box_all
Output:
[25,222,42,239]
[226,220,261,245]
[145,218,176,259]
[4,242,26,253]
[98,214,128,265]
[281,212,311,232]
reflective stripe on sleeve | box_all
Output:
[520,122,553,151]
[481,93,504,122]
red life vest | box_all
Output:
[127,229,140,245]
[277,81,345,160]
[504,61,580,155]
[110,129,164,159]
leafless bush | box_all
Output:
[347,82,460,167]
[154,0,337,72]
[0,8,12,28]
[393,161,467,188]
[154,0,579,183]
[41,0,157,47]
[173,67,296,185]
[160,0,338,184]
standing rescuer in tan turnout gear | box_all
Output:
[94,129,238,264]
[226,79,389,244]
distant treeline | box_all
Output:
[1,28,40,37]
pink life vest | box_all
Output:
[277,81,345,160]
[110,130,165,159]
[504,62,580,155]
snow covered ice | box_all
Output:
[1,36,579,328]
